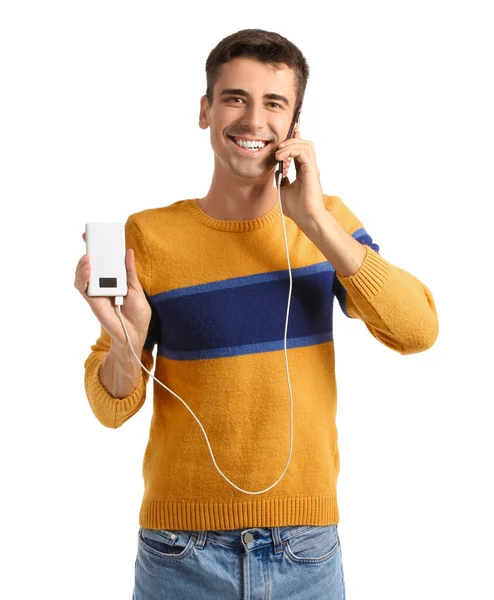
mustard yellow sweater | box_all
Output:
[83,194,439,530]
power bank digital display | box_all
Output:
[85,222,128,297]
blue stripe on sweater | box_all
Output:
[148,263,335,360]
[163,332,333,361]
[160,261,333,300]
[142,227,378,358]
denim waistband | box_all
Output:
[179,524,338,552]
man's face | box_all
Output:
[199,57,298,181]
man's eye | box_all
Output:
[225,98,282,109]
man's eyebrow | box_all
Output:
[219,88,290,106]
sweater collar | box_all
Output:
[186,198,281,232]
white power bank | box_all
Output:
[85,222,128,297]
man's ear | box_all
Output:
[199,95,210,130]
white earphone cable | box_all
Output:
[114,170,293,494]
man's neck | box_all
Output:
[198,169,279,221]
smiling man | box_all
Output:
[197,56,296,220]
[80,28,439,600]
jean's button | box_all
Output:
[243,532,254,544]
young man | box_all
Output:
[76,29,438,599]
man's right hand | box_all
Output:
[74,232,152,350]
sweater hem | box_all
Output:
[138,494,340,530]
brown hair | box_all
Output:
[205,29,310,115]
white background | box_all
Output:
[1,1,492,598]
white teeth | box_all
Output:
[233,137,266,150]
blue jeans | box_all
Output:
[133,524,346,599]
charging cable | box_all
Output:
[114,170,293,495]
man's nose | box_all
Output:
[239,104,266,132]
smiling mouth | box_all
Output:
[228,136,272,154]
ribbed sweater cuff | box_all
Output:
[336,244,390,301]
[85,355,146,424]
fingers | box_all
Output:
[75,229,90,295]
[75,232,89,292]
[294,118,300,137]
[275,142,315,175]
[74,253,90,294]
[283,157,291,178]
[278,118,296,178]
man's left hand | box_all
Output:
[274,119,327,229]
